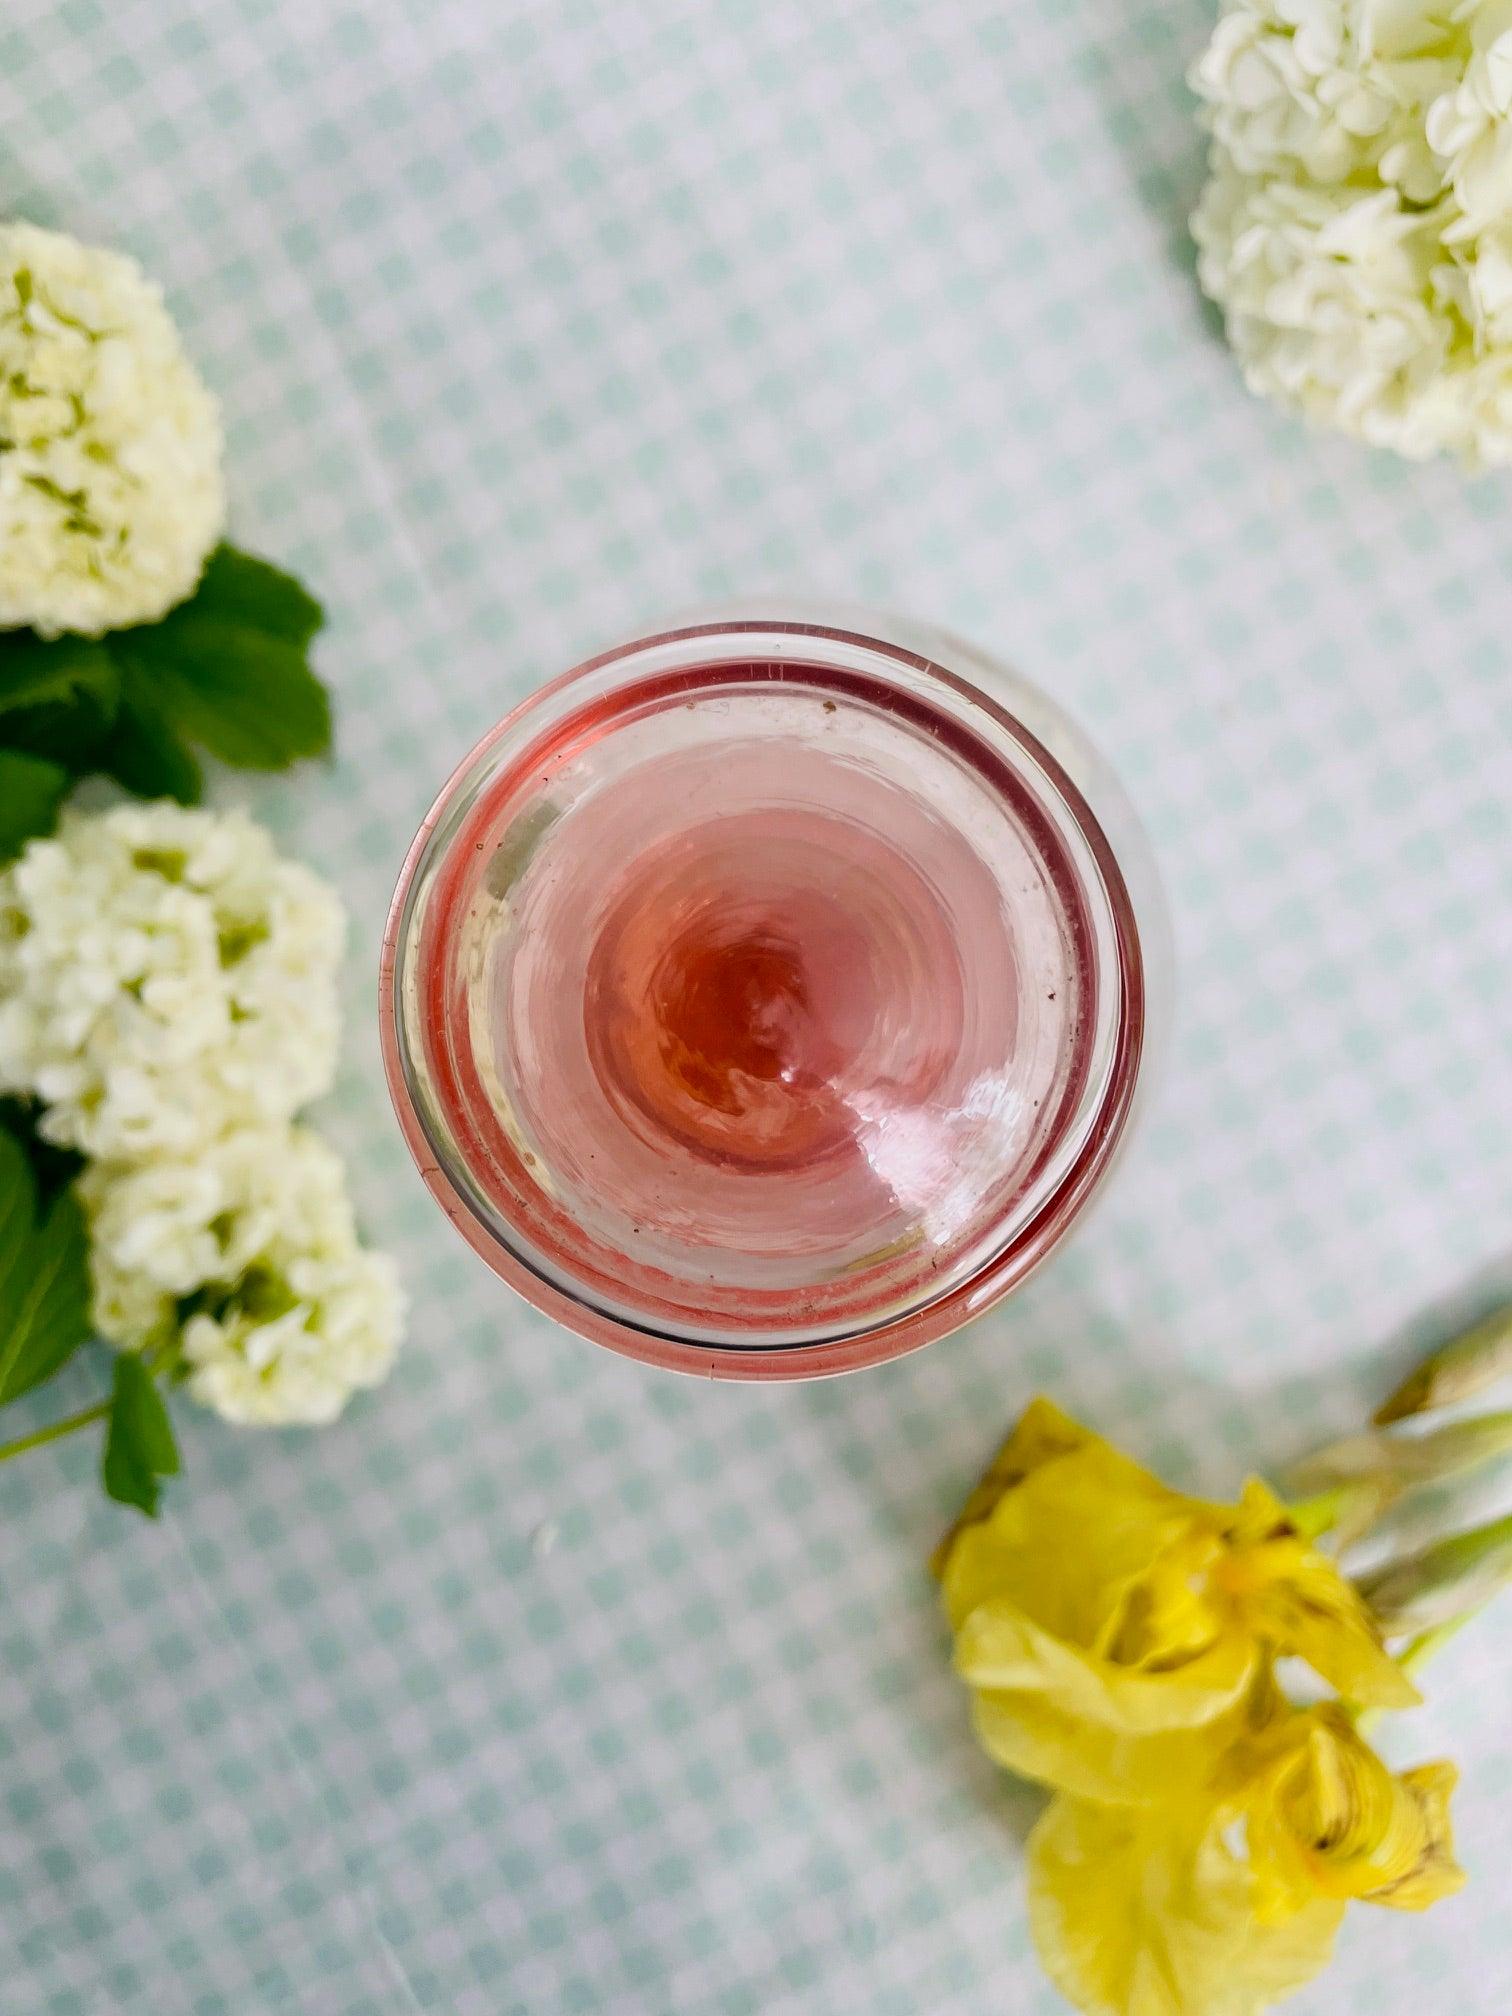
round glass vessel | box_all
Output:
[381,612,1168,1378]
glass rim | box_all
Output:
[380,616,1148,1380]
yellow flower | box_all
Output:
[1027,1792,1343,2016]
[935,1400,1415,1802]
[1241,1705,1464,1919]
[1212,1478,1419,1707]
[1027,1707,1462,2016]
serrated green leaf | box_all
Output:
[0,749,69,860]
[0,1131,91,1408]
[118,620,331,770]
[191,544,325,646]
[0,543,328,790]
[0,634,119,775]
[99,662,203,804]
[0,697,114,771]
[0,632,118,719]
[102,1351,181,1518]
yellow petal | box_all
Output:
[941,1440,1208,1648]
[970,1684,1246,1806]
[1027,1793,1343,2016]
[1223,1478,1295,1547]
[1360,1762,1466,1913]
[1216,1484,1420,1709]
[958,1600,1255,1737]
[1098,1530,1231,1670]
[1244,1708,1464,1916]
[930,1396,1095,1575]
[955,1601,1258,1801]
[1247,1710,1395,1916]
[1234,1890,1348,2013]
[1258,1550,1419,1708]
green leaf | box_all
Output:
[99,663,203,804]
[0,1131,91,1408]
[0,632,117,719]
[102,1352,181,1518]
[111,540,331,773]
[191,544,324,646]
[0,749,69,860]
[118,621,331,770]
[0,1097,86,1211]
[0,635,120,775]
[0,543,328,791]
[0,696,114,771]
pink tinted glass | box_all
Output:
[381,614,1167,1379]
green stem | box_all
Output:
[1357,1610,1478,1734]
[1286,1485,1350,1540]
[1395,1614,1474,1681]
[0,1396,110,1463]
[0,1338,181,1468]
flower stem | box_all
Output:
[1286,1485,1350,1540]
[1396,1613,1474,1681]
[0,1339,181,1469]
[0,1397,111,1464]
[1357,1611,1477,1734]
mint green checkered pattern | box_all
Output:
[2,3,1510,2012]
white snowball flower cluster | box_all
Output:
[1191,0,1512,462]
[0,221,225,635]
[82,1127,404,1427]
[0,801,404,1427]
[0,800,342,1158]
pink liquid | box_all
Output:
[420,662,1094,1344]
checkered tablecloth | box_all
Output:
[2,3,1510,2012]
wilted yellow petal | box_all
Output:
[930,1396,1095,1574]
[1027,1792,1343,2016]
[958,1601,1254,1737]
[969,1682,1247,1806]
[956,1600,1257,1801]
[1223,1478,1294,1547]
[1098,1529,1230,1670]
[1261,1551,1418,1708]
[941,1440,1208,1648]
[1244,1707,1464,1919]
[1371,1763,1465,1911]
[1215,1483,1419,1709]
